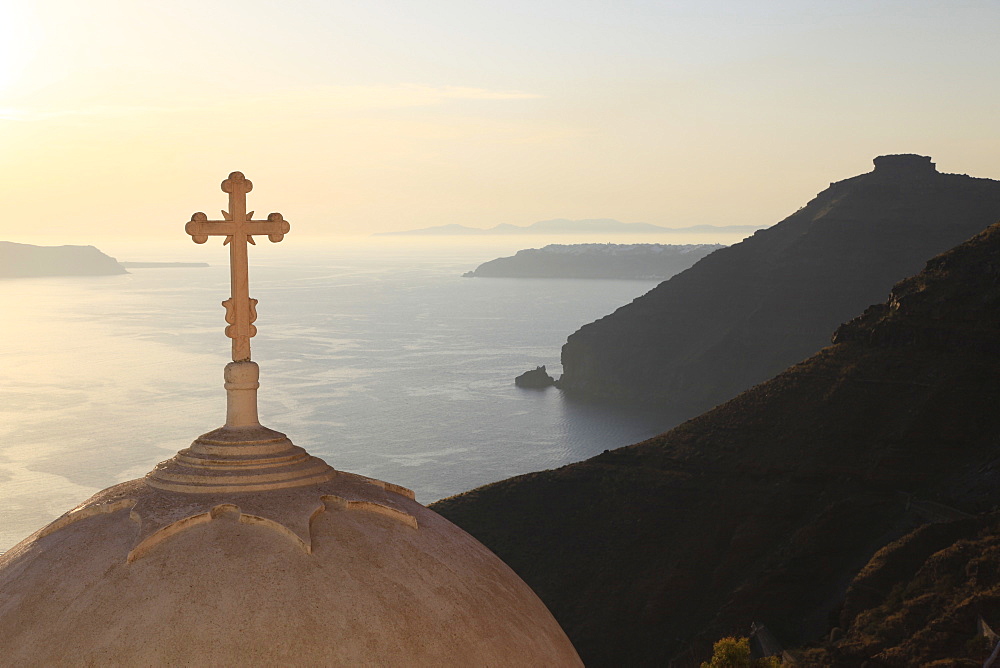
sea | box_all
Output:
[0,232,749,552]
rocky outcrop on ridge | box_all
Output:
[0,241,127,278]
[432,221,1000,666]
[558,154,1000,417]
[464,243,723,280]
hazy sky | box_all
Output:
[1,0,999,240]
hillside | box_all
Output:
[558,154,1000,417]
[794,513,1000,665]
[432,221,1000,666]
[0,242,126,278]
[463,243,723,279]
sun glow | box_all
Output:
[0,4,39,97]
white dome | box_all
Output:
[0,463,581,665]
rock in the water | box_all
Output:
[515,366,555,388]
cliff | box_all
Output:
[0,242,127,278]
[464,243,723,279]
[432,221,1000,666]
[558,154,1000,416]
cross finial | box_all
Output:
[185,172,290,362]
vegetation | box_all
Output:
[700,637,780,667]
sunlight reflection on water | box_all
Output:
[0,236,722,550]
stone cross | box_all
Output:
[185,172,290,362]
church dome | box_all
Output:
[0,467,580,665]
[0,173,581,666]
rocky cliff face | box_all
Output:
[432,221,1000,666]
[558,154,1000,416]
[0,242,127,278]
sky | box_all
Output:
[1,0,999,241]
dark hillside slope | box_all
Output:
[558,154,1000,416]
[433,221,1000,666]
[795,513,1000,666]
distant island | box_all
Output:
[463,243,723,279]
[374,218,765,236]
[119,262,209,269]
[0,241,127,278]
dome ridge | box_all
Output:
[32,471,419,563]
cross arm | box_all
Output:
[185,216,235,242]
[247,213,290,241]
[186,212,290,244]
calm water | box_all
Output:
[0,236,727,551]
